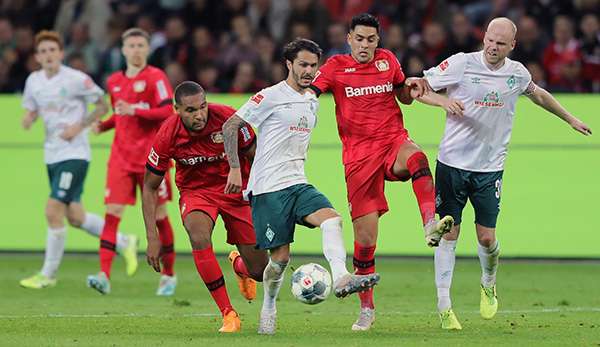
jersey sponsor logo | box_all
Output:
[210,131,224,143]
[344,82,393,97]
[289,115,311,133]
[475,91,504,108]
[240,126,252,142]
[471,77,481,84]
[375,59,389,72]
[438,60,449,71]
[344,68,356,73]
[132,101,150,110]
[156,80,168,99]
[133,80,146,93]
[179,152,226,165]
[250,93,264,105]
[148,147,160,166]
[112,86,121,92]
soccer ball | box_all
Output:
[291,263,332,305]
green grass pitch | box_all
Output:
[2,93,599,257]
[1,255,599,346]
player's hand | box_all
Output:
[569,118,592,136]
[224,168,243,194]
[22,115,34,130]
[91,120,102,135]
[115,100,135,116]
[443,99,465,117]
[60,122,84,141]
[146,236,162,273]
[406,77,431,98]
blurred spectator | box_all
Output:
[0,17,15,58]
[286,0,330,46]
[196,63,222,93]
[8,26,35,91]
[218,15,260,79]
[255,33,278,83]
[247,0,291,43]
[269,61,286,84]
[526,62,547,89]
[165,61,186,88]
[214,0,248,34]
[150,16,189,69]
[579,13,599,92]
[288,21,314,41]
[64,22,99,77]
[98,17,127,85]
[188,26,218,73]
[109,0,154,26]
[325,22,350,58]
[444,12,480,56]
[136,14,166,54]
[542,16,583,92]
[66,52,89,74]
[182,0,220,33]
[229,61,266,93]
[511,15,546,65]
[405,54,426,77]
[420,22,447,68]
[55,0,112,50]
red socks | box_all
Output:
[192,246,233,316]
[353,241,376,309]
[406,152,436,225]
[157,217,175,276]
[99,213,120,278]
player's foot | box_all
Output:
[86,272,111,295]
[122,234,139,277]
[480,284,498,319]
[334,272,380,298]
[156,274,177,296]
[424,215,454,247]
[218,310,241,333]
[19,273,57,289]
[351,307,375,331]
[228,250,256,301]
[439,308,463,330]
[257,309,277,335]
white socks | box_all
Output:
[478,240,500,287]
[80,213,129,251]
[41,226,67,279]
[320,217,350,283]
[434,238,457,311]
[262,258,288,312]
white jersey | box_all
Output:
[22,65,104,164]
[424,51,532,172]
[237,80,319,198]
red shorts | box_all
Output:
[105,166,172,205]
[179,190,256,246]
[344,134,414,220]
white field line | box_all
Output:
[0,307,599,319]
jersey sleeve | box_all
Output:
[515,62,533,95]
[73,71,104,103]
[422,52,467,91]
[22,75,37,111]
[146,123,173,176]
[390,53,406,87]
[310,57,336,96]
[236,89,275,128]
[150,71,173,107]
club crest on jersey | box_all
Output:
[375,59,389,72]
[133,80,146,93]
[211,131,224,143]
[251,93,264,105]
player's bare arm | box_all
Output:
[413,88,465,117]
[22,110,38,130]
[222,114,247,194]
[141,169,164,272]
[525,81,592,136]
[60,97,109,141]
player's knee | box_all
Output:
[106,204,125,217]
[189,234,211,250]
[477,233,496,247]
[67,215,84,228]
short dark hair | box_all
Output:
[121,27,150,44]
[350,13,380,33]
[282,38,322,63]
[174,81,205,104]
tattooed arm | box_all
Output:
[222,114,248,194]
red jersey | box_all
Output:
[146,103,255,195]
[104,65,174,173]
[311,48,407,164]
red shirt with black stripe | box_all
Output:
[104,65,174,173]
[146,103,255,195]
[310,48,407,164]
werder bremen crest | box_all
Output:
[298,115,309,129]
[265,224,275,242]
[506,75,516,89]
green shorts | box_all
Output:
[47,159,89,204]
[435,161,503,228]
[250,183,333,250]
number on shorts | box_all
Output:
[58,171,73,190]
[495,179,502,199]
